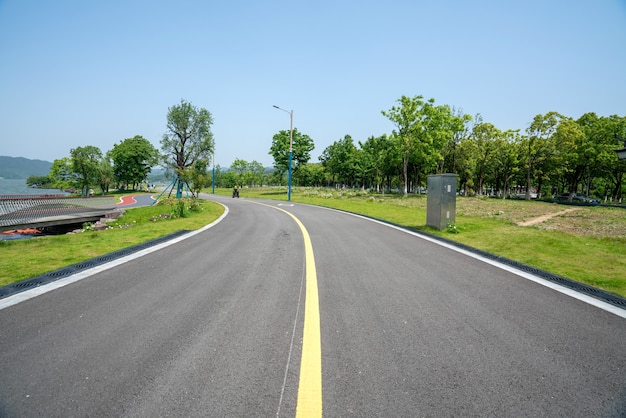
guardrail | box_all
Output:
[0,194,117,231]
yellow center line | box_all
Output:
[250,201,322,417]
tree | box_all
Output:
[470,122,500,195]
[523,112,562,199]
[249,160,266,186]
[491,130,522,198]
[185,159,210,197]
[71,146,103,196]
[360,134,395,193]
[161,99,214,196]
[230,158,249,186]
[48,157,75,190]
[269,128,314,181]
[320,135,361,187]
[295,163,325,187]
[382,95,437,196]
[98,156,114,195]
[440,109,473,174]
[109,135,159,190]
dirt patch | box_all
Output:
[516,208,579,227]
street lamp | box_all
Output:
[273,105,293,201]
[211,149,215,194]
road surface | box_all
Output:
[0,194,624,417]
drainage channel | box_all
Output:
[428,233,626,310]
[0,230,191,299]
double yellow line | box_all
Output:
[252,202,322,417]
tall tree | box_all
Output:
[109,135,159,190]
[48,157,75,190]
[98,156,114,195]
[269,128,314,181]
[470,122,500,195]
[161,99,214,195]
[491,130,522,198]
[319,135,361,187]
[382,95,436,196]
[70,145,102,196]
[523,111,562,199]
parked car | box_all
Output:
[555,193,599,205]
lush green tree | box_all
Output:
[248,160,266,186]
[48,157,75,190]
[230,158,249,186]
[577,113,626,201]
[161,99,214,195]
[440,109,474,174]
[26,175,52,188]
[70,145,103,196]
[382,95,437,196]
[269,128,315,176]
[359,134,399,192]
[320,135,361,187]
[98,156,114,195]
[491,130,522,198]
[184,158,210,197]
[523,112,563,199]
[109,135,159,190]
[470,122,501,195]
[295,163,325,187]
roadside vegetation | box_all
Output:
[215,186,626,298]
[1,188,624,300]
[0,198,224,287]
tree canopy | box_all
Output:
[269,128,315,175]
[109,135,159,189]
[161,99,214,175]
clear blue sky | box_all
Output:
[1,0,625,168]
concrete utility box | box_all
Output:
[427,174,457,230]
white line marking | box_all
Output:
[312,205,626,319]
[0,205,229,311]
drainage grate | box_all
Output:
[0,230,191,299]
[423,231,626,310]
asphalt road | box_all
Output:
[0,194,624,417]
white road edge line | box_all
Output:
[313,205,626,319]
[0,204,229,311]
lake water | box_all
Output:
[0,178,68,196]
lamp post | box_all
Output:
[273,105,293,201]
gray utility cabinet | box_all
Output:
[426,174,457,230]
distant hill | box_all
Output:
[0,156,52,179]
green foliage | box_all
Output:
[26,175,52,188]
[109,135,159,190]
[70,145,103,196]
[269,128,315,174]
[161,99,214,175]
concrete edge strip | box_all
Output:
[0,204,229,311]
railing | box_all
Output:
[0,195,117,231]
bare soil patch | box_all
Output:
[516,208,579,227]
[455,198,626,239]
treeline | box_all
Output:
[27,99,216,197]
[28,96,626,202]
[242,95,625,202]
[27,135,160,196]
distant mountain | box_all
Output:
[0,156,52,179]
